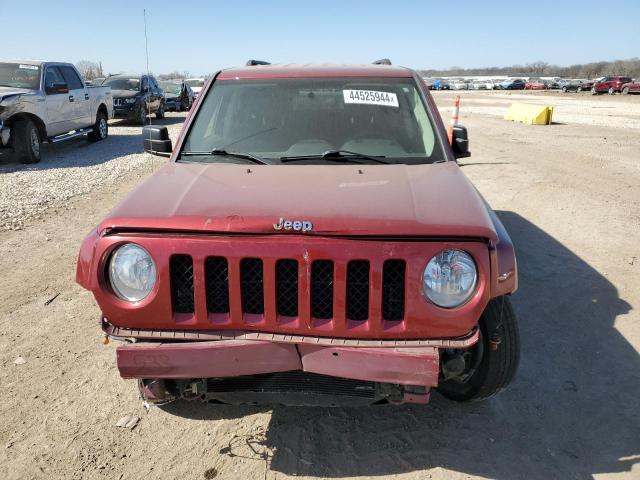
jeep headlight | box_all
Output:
[423,249,477,308]
[124,97,137,104]
[108,243,156,302]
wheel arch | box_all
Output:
[97,103,109,120]
[5,113,47,140]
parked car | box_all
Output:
[500,79,526,90]
[0,60,113,163]
[524,79,546,90]
[483,80,497,90]
[469,80,487,90]
[77,61,520,407]
[450,79,468,90]
[592,75,633,95]
[430,78,450,90]
[620,81,640,94]
[104,74,165,124]
[185,77,205,96]
[159,80,195,111]
[543,77,562,89]
[561,79,592,92]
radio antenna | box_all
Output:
[143,9,154,171]
[144,9,152,128]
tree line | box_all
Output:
[75,60,192,81]
[418,58,640,79]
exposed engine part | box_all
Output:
[139,372,431,407]
[137,379,177,405]
[442,354,467,380]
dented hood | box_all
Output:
[100,161,497,240]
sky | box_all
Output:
[2,0,639,76]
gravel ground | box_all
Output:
[0,114,185,230]
[0,93,639,479]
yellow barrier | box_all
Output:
[504,103,554,125]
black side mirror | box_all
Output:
[143,125,172,157]
[46,82,69,94]
[452,125,471,159]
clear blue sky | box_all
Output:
[3,0,639,75]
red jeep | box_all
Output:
[77,61,519,407]
[592,75,633,95]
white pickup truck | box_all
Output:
[0,61,113,163]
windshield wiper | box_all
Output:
[280,150,392,164]
[180,149,270,165]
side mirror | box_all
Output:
[452,125,471,159]
[46,82,69,94]
[143,125,172,157]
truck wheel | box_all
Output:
[622,86,629,95]
[13,118,42,164]
[88,112,108,142]
[438,296,520,402]
[155,102,165,119]
[608,87,615,95]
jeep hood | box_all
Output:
[110,89,139,99]
[100,161,497,240]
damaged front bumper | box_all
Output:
[104,319,479,406]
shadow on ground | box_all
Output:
[164,211,638,479]
[0,114,184,170]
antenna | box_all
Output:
[143,9,154,171]
[143,9,152,128]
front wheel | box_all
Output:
[438,297,520,402]
[13,118,42,164]
[155,102,165,119]
[622,87,629,95]
[88,111,108,142]
[137,107,147,125]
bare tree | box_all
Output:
[418,58,640,79]
[158,71,190,80]
[76,60,104,80]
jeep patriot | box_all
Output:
[76,61,519,406]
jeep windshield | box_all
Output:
[180,77,445,164]
[0,62,40,89]
[103,77,140,91]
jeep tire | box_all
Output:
[13,118,42,164]
[138,107,147,126]
[155,102,165,119]
[438,296,520,402]
[88,112,108,142]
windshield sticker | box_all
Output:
[343,89,398,107]
[19,64,39,70]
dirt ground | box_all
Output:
[0,91,638,480]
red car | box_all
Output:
[524,79,546,90]
[621,81,640,94]
[592,75,633,95]
[77,61,520,407]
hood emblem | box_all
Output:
[273,217,313,232]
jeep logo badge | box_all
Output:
[273,217,313,232]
